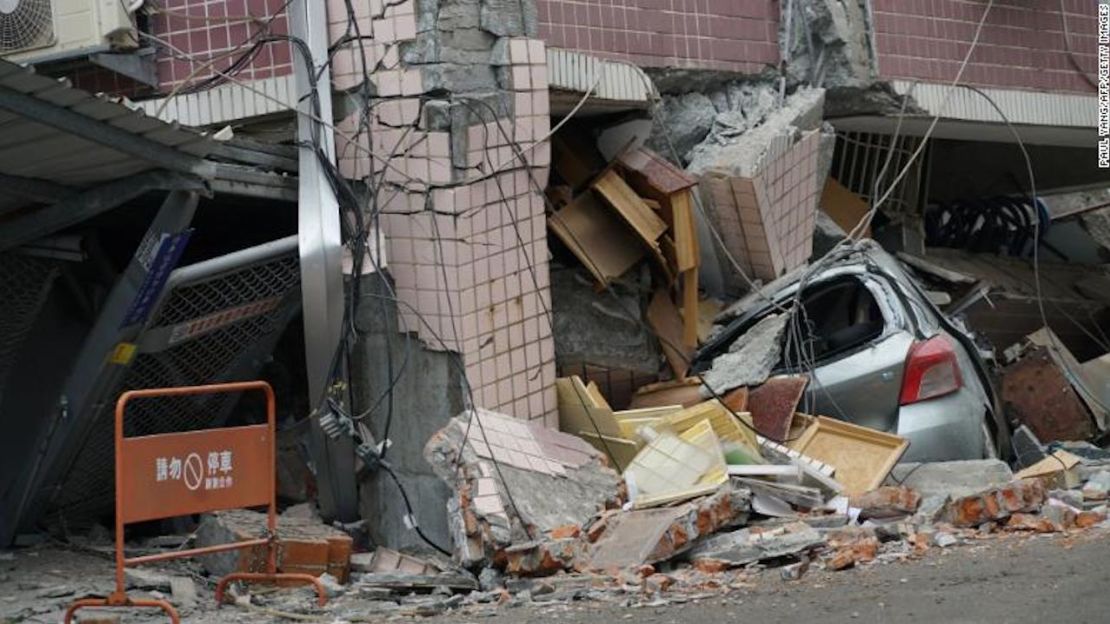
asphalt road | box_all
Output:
[431,529,1110,624]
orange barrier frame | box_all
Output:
[65,381,326,624]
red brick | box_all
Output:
[1076,511,1107,529]
[691,558,729,574]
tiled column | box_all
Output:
[327,0,556,425]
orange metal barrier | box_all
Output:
[65,381,326,624]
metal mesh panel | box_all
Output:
[47,253,299,525]
[0,253,59,404]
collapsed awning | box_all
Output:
[0,58,220,251]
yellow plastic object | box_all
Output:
[624,423,727,509]
[665,400,761,458]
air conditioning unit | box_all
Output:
[0,0,135,61]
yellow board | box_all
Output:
[665,400,760,452]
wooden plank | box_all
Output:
[585,380,611,410]
[788,416,909,496]
[591,169,668,244]
[681,267,699,347]
[616,147,698,198]
[820,177,871,238]
[548,191,645,287]
[670,190,699,272]
[629,378,703,409]
[555,376,621,438]
[646,288,691,378]
[614,406,684,420]
[576,431,641,472]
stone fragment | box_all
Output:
[1082,470,1110,501]
[1006,513,1063,533]
[503,539,583,577]
[933,532,958,548]
[124,568,172,591]
[478,567,504,591]
[851,486,921,520]
[169,577,197,607]
[644,573,675,593]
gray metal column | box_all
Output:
[289,0,358,521]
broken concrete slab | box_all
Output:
[687,521,824,567]
[888,460,1014,499]
[587,485,751,570]
[357,571,479,593]
[424,409,622,568]
[645,92,717,162]
[688,88,825,179]
[700,313,788,395]
[944,479,1046,528]
[552,267,660,375]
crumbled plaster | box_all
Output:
[780,0,875,88]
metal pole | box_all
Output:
[288,0,358,521]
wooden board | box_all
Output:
[614,406,685,420]
[555,376,621,438]
[788,416,909,496]
[697,298,724,344]
[669,190,699,272]
[616,147,698,198]
[585,380,611,410]
[646,289,691,379]
[576,431,641,472]
[548,191,645,287]
[592,169,668,244]
[665,400,759,452]
[820,177,871,238]
[629,378,704,409]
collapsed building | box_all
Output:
[1,0,1110,618]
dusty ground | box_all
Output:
[3,529,1109,622]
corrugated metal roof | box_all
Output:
[136,74,298,127]
[0,58,215,219]
[891,80,1095,129]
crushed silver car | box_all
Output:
[693,240,1008,462]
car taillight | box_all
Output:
[900,335,963,405]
